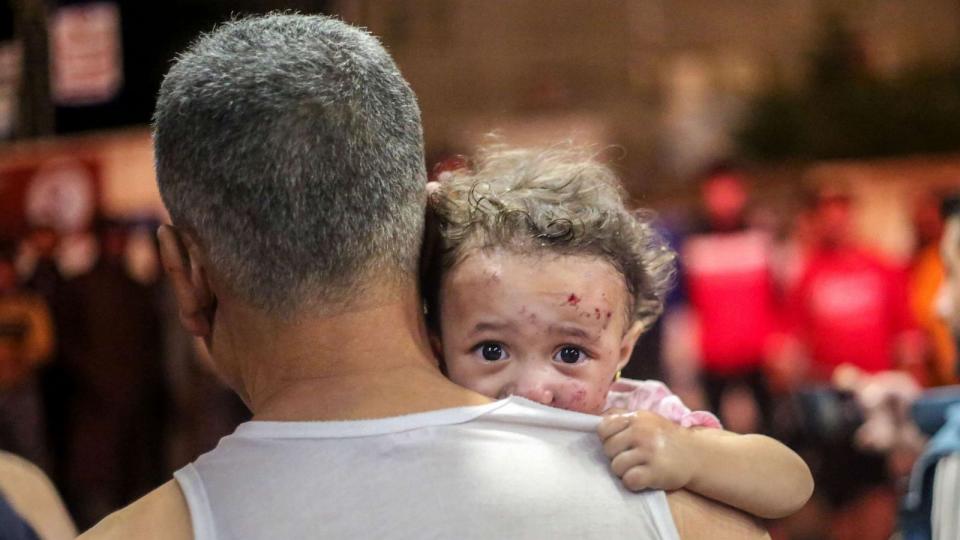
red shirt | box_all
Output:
[683,229,779,373]
[789,246,913,375]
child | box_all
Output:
[424,145,813,520]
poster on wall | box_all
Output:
[48,2,123,107]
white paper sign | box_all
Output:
[49,2,123,106]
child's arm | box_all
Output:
[598,410,813,520]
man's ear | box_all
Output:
[617,320,646,373]
[157,225,216,338]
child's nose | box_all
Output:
[514,384,554,405]
[497,362,557,404]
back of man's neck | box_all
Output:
[216,288,490,422]
[252,364,490,421]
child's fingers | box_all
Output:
[601,426,636,458]
[610,448,650,478]
[597,411,630,441]
[622,465,655,492]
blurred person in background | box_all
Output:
[0,246,54,468]
[19,226,64,305]
[778,186,922,540]
[899,192,960,539]
[18,226,72,491]
[835,193,960,539]
[57,218,166,529]
[781,186,921,382]
[908,191,958,387]
[680,162,779,433]
[937,194,960,382]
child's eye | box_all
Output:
[555,346,586,365]
[475,342,508,362]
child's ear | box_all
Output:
[617,320,646,373]
[428,333,449,376]
[429,333,443,359]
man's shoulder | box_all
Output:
[666,490,769,540]
[72,434,766,540]
[0,452,76,540]
[79,480,192,540]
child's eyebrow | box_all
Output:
[468,321,511,336]
[546,324,594,341]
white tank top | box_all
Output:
[175,397,680,540]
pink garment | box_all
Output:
[605,378,722,429]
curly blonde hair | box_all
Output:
[425,144,676,331]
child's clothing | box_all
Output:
[606,378,722,429]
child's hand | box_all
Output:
[597,409,699,493]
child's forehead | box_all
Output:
[445,248,630,303]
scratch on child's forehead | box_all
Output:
[484,268,502,282]
[516,304,540,324]
[549,290,615,306]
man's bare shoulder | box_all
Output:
[666,490,770,540]
[79,480,193,540]
[0,452,77,540]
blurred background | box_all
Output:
[2,1,960,539]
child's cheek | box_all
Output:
[555,380,607,414]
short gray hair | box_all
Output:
[154,13,426,315]
[427,145,676,330]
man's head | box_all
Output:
[154,14,426,319]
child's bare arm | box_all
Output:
[680,427,813,518]
[598,410,813,519]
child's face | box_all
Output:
[438,249,643,414]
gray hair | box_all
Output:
[154,13,426,315]
[427,145,676,330]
